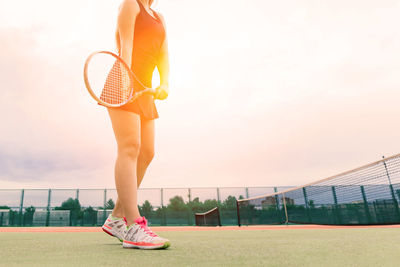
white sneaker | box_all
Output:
[123,217,170,249]
[102,214,127,242]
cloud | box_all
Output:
[1,0,400,190]
[0,27,112,184]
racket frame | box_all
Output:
[84,50,153,108]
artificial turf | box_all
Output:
[0,228,399,266]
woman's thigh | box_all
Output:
[140,119,155,157]
[107,108,141,150]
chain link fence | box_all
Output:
[0,187,292,227]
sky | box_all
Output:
[1,0,400,190]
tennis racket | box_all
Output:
[83,51,154,108]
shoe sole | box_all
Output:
[123,241,171,250]
[102,225,123,242]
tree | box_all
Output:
[105,199,115,209]
[187,197,204,212]
[54,198,83,225]
[55,198,81,211]
[167,196,187,211]
[203,199,219,210]
[221,195,237,210]
[141,200,153,213]
[83,206,97,226]
[25,206,35,213]
[23,206,36,226]
[84,206,95,213]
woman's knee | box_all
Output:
[118,139,141,159]
[140,146,155,165]
[108,109,142,160]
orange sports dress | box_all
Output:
[119,0,166,120]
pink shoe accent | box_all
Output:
[124,240,164,247]
[102,227,114,237]
[134,217,158,237]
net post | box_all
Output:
[236,200,241,227]
[19,189,24,226]
[46,189,52,227]
[217,207,222,226]
[282,192,289,225]
[360,186,372,224]
[103,189,107,223]
[382,156,400,221]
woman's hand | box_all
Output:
[154,84,169,100]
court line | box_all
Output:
[1,225,400,233]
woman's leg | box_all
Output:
[111,118,155,218]
[111,198,124,218]
[137,119,155,187]
[108,108,141,225]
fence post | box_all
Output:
[245,188,249,199]
[331,186,338,205]
[382,156,400,221]
[103,189,107,223]
[19,189,24,226]
[187,188,192,224]
[302,187,311,223]
[274,187,280,210]
[160,188,164,207]
[236,200,241,226]
[46,189,52,226]
[217,188,220,203]
[331,186,342,224]
[76,189,79,201]
[160,188,166,225]
[360,186,372,224]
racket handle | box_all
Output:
[126,88,155,104]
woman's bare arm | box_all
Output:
[156,13,170,100]
[117,0,139,67]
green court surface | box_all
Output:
[0,228,399,266]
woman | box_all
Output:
[101,0,170,249]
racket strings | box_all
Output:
[100,61,132,105]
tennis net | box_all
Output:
[195,207,221,226]
[237,154,400,225]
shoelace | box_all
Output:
[138,217,158,237]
